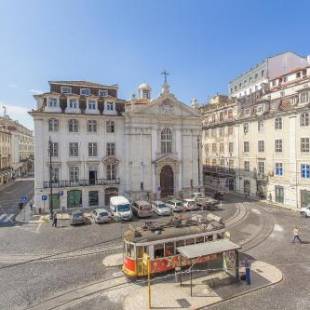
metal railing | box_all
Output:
[43,178,120,188]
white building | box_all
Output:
[201,64,310,210]
[30,80,202,212]
[229,51,308,98]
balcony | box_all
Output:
[203,165,236,176]
[43,178,120,189]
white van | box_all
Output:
[110,196,133,221]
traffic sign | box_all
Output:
[42,195,48,201]
[20,196,28,203]
[59,191,64,196]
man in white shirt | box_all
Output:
[292,227,302,243]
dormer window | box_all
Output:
[80,88,91,96]
[98,89,108,97]
[88,100,97,110]
[68,98,78,109]
[106,102,114,111]
[48,98,58,107]
[61,86,72,94]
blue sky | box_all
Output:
[0,0,309,129]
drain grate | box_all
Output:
[176,298,191,307]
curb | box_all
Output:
[198,269,284,309]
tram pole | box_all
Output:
[147,255,151,309]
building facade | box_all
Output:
[0,127,12,185]
[0,116,34,182]
[31,80,202,212]
[201,64,310,209]
[229,51,308,98]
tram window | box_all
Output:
[217,233,224,240]
[126,243,135,258]
[136,246,147,258]
[207,235,213,241]
[186,238,195,245]
[176,240,184,254]
[164,242,175,257]
[196,236,204,243]
[154,244,164,258]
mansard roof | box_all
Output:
[48,80,118,89]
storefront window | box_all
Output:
[89,191,98,206]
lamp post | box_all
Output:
[48,137,53,219]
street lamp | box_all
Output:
[48,137,53,218]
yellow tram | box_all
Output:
[122,214,228,277]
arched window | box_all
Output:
[161,128,172,154]
[68,119,79,132]
[48,118,59,132]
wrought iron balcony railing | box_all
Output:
[43,178,120,188]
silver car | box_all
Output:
[152,200,172,216]
[92,208,112,224]
[165,199,184,212]
[71,211,87,225]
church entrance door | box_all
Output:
[160,165,174,198]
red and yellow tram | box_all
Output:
[122,216,226,277]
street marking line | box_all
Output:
[273,224,283,232]
[35,222,42,233]
[0,214,7,221]
[251,208,261,215]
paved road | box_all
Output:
[0,179,34,226]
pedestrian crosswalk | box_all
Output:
[0,213,15,225]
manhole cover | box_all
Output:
[176,298,191,307]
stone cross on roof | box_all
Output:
[161,70,169,84]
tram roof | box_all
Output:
[177,239,240,259]
[124,220,225,243]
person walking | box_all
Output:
[52,212,58,228]
[292,226,302,243]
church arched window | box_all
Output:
[161,128,172,154]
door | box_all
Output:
[301,190,310,208]
[89,170,97,185]
[160,165,174,198]
[67,190,82,208]
[49,193,60,210]
[104,187,118,206]
[244,180,250,195]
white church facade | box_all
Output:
[30,79,202,212]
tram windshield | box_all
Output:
[117,204,130,212]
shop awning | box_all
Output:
[177,239,240,259]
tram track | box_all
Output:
[22,202,272,310]
[0,237,122,269]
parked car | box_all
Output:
[110,196,133,221]
[183,198,199,211]
[196,196,219,210]
[165,199,184,212]
[71,211,87,225]
[152,200,172,216]
[132,201,153,218]
[92,208,112,224]
[300,205,310,217]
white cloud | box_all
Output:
[29,89,43,94]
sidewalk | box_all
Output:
[15,203,49,224]
[123,261,282,310]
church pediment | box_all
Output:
[128,92,201,119]
[153,153,179,164]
